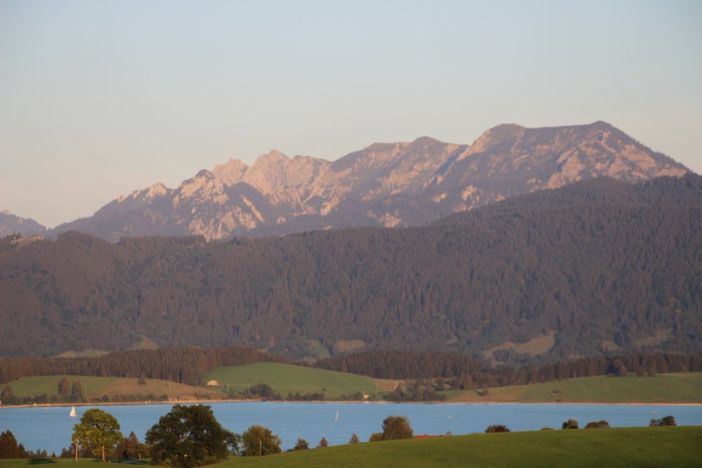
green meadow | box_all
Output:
[2,375,219,401]
[205,362,383,398]
[1,427,699,468]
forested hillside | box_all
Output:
[1,175,700,360]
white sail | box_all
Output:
[69,406,77,417]
[334,410,340,421]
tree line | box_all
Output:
[0,346,284,386]
[316,351,702,388]
[2,346,700,403]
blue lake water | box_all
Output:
[1,402,701,453]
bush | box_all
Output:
[317,437,328,448]
[349,434,360,444]
[562,419,579,429]
[485,424,511,433]
[293,438,308,451]
[585,420,610,429]
[247,383,275,399]
[368,432,383,442]
[650,415,677,427]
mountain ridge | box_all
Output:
[33,121,687,241]
[0,210,47,237]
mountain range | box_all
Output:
[1,174,700,360]
[1,121,689,241]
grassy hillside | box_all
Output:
[1,427,699,467]
[206,363,382,398]
[447,373,702,403]
[225,426,702,468]
[2,375,219,402]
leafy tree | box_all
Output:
[57,377,70,396]
[381,416,414,440]
[70,381,85,402]
[293,438,308,450]
[241,425,281,456]
[349,433,360,444]
[562,419,579,429]
[0,430,27,458]
[368,432,383,442]
[485,424,511,433]
[113,431,148,460]
[317,437,328,448]
[72,409,123,462]
[0,386,18,405]
[146,404,237,467]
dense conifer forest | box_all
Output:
[0,175,700,361]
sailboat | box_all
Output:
[334,410,340,422]
[69,406,77,417]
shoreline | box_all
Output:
[2,399,702,410]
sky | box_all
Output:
[1,0,701,227]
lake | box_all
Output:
[1,402,701,453]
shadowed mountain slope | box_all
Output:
[1,174,700,360]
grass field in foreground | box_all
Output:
[2,375,219,401]
[1,427,699,468]
[206,363,383,398]
[446,373,702,403]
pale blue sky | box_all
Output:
[1,0,701,226]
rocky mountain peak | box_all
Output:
[144,182,170,199]
[243,150,329,205]
[213,158,248,186]
[467,123,525,155]
[44,121,691,242]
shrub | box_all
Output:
[585,420,610,429]
[317,438,328,448]
[247,383,275,399]
[349,434,360,444]
[562,419,579,429]
[485,425,511,433]
[293,438,308,451]
[650,415,677,427]
[368,432,383,442]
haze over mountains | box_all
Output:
[1,121,688,240]
[1,174,700,360]
[0,211,46,238]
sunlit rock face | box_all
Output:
[50,121,689,241]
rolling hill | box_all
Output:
[206,363,383,398]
